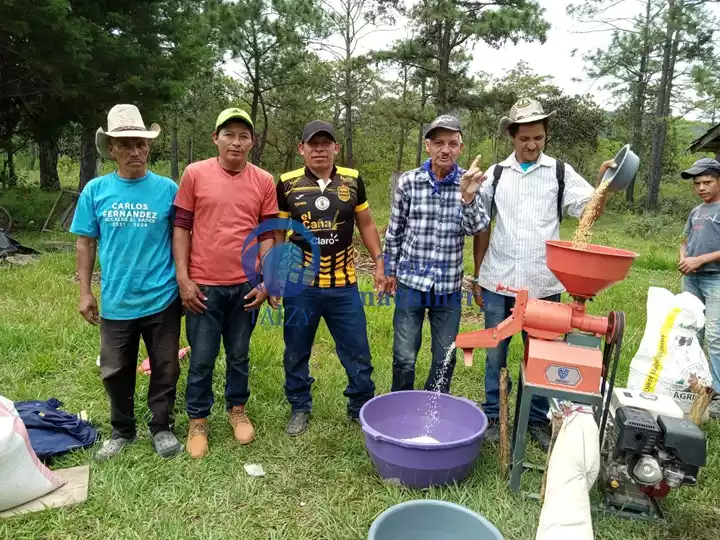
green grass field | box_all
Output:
[1,202,720,539]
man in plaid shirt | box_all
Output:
[384,115,489,393]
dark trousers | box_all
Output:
[99,296,182,439]
[282,284,375,417]
[185,283,258,419]
[481,288,561,426]
[391,282,463,394]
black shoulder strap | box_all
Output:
[556,159,565,224]
[490,165,504,220]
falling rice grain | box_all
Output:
[572,178,611,250]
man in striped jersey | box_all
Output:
[274,120,386,436]
[472,98,615,450]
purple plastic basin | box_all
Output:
[359,391,488,489]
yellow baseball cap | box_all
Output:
[215,108,254,132]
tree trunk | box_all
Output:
[8,152,15,187]
[171,115,179,181]
[284,146,295,171]
[436,20,452,115]
[390,171,401,201]
[187,137,194,166]
[79,124,98,190]
[39,138,60,191]
[343,2,354,168]
[250,31,262,165]
[257,112,269,166]
[647,0,682,211]
[5,145,17,187]
[253,92,269,165]
[250,86,261,165]
[344,101,353,168]
[416,78,428,167]
[396,65,408,172]
[396,127,406,172]
[627,0,652,206]
[29,142,37,170]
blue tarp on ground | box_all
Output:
[0,231,39,258]
[14,398,98,460]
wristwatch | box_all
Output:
[470,276,480,285]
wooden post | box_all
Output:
[499,367,510,474]
[689,374,716,425]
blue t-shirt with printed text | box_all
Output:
[70,171,179,320]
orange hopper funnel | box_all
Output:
[546,240,638,298]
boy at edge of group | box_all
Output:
[679,157,720,414]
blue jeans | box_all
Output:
[185,283,258,419]
[683,273,720,393]
[282,285,375,417]
[481,288,561,426]
[391,282,463,393]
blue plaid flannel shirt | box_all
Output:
[383,163,490,294]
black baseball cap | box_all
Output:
[681,158,720,179]
[301,120,336,143]
[424,114,463,139]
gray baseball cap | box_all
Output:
[681,158,720,179]
[424,114,463,139]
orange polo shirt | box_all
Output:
[174,158,278,285]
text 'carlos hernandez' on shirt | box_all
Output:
[276,166,369,288]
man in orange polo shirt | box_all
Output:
[173,108,278,458]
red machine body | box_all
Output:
[456,284,611,393]
[456,240,638,394]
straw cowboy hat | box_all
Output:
[96,104,161,160]
[499,97,556,133]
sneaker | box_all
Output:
[528,423,551,452]
[186,419,209,459]
[152,430,183,459]
[94,436,136,461]
[286,411,310,436]
[229,405,255,445]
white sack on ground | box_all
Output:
[536,412,600,540]
[627,287,712,417]
[0,396,65,511]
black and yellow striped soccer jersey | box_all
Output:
[276,166,369,288]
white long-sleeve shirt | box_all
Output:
[478,152,594,298]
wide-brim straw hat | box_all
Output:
[96,104,161,160]
[499,97,556,133]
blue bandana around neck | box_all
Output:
[422,159,460,194]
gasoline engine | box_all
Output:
[600,388,707,519]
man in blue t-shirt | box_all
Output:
[679,158,720,397]
[70,104,183,460]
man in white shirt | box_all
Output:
[472,98,614,450]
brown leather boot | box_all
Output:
[186,419,209,458]
[229,405,255,445]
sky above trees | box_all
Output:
[257,0,718,118]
